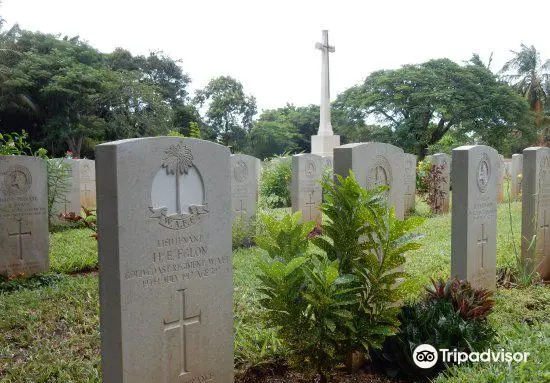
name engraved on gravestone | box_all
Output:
[97,138,232,383]
[0,156,48,277]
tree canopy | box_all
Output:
[0,20,544,159]
[336,58,533,158]
[0,26,198,157]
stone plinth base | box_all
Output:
[311,134,340,158]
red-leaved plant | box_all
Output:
[425,278,494,320]
[59,207,98,239]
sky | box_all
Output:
[2,0,549,113]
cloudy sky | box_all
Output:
[2,0,549,112]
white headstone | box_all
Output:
[0,155,49,277]
[521,147,550,280]
[511,154,523,200]
[496,154,505,203]
[231,154,261,222]
[96,137,233,382]
[291,153,324,225]
[79,159,96,209]
[334,142,405,219]
[404,154,416,215]
[451,145,497,290]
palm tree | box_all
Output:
[161,143,193,214]
[500,44,550,134]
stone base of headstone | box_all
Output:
[311,134,340,158]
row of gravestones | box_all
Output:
[230,148,416,226]
[1,138,549,382]
[230,148,522,228]
[0,156,96,277]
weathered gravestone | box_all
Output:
[291,153,324,225]
[451,145,497,290]
[231,154,261,223]
[52,158,81,218]
[496,155,505,203]
[521,147,550,280]
[0,155,48,277]
[334,142,405,220]
[403,154,416,214]
[79,159,96,209]
[511,153,523,200]
[96,137,233,383]
[430,153,451,213]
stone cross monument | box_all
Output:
[311,30,340,158]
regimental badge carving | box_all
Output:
[476,153,491,193]
[3,165,32,195]
[368,155,392,189]
[233,160,248,183]
[305,161,316,178]
[81,163,92,180]
[150,143,209,230]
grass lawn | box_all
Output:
[1,201,549,382]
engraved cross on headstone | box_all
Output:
[163,289,201,381]
[476,223,488,269]
[304,190,316,221]
[8,219,32,260]
[539,210,550,252]
[235,199,247,221]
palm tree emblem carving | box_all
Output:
[161,143,194,215]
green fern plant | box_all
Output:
[255,211,314,262]
[312,171,423,354]
[256,172,423,381]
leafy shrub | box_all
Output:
[0,131,33,155]
[256,173,423,381]
[376,278,496,380]
[416,159,432,193]
[259,155,291,208]
[313,172,423,353]
[255,212,314,261]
